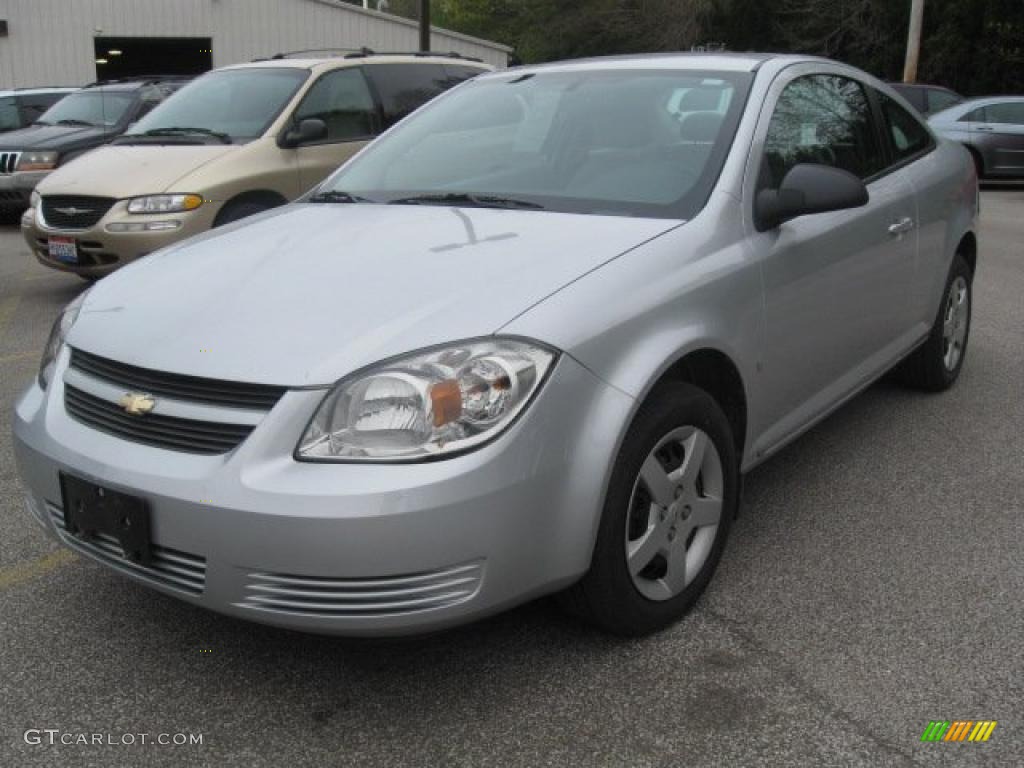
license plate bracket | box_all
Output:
[48,236,78,265]
[60,472,153,566]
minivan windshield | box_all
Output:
[36,91,134,128]
[319,69,752,218]
[128,68,309,143]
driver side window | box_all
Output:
[760,74,884,190]
[293,68,378,143]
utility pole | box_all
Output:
[902,0,925,83]
[419,0,430,52]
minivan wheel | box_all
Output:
[897,253,972,391]
[213,200,275,227]
[560,382,738,636]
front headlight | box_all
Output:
[127,194,204,214]
[297,339,557,462]
[17,151,59,172]
[30,189,41,209]
[39,290,89,390]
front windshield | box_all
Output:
[321,68,752,218]
[37,91,134,127]
[128,68,309,142]
[0,96,19,130]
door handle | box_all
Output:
[974,124,994,131]
[888,217,915,236]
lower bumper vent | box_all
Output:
[49,505,206,595]
[237,561,484,617]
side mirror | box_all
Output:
[755,163,869,231]
[280,118,328,148]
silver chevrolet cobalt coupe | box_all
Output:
[14,54,978,636]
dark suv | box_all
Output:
[0,88,78,134]
[0,76,190,214]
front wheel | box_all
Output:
[897,253,972,391]
[560,382,739,636]
[213,200,275,228]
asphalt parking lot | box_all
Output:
[1,191,1022,767]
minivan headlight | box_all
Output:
[17,151,59,171]
[297,339,557,462]
[39,290,89,390]
[127,194,204,214]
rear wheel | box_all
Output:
[897,253,972,391]
[561,382,738,635]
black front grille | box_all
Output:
[0,151,21,174]
[41,195,116,229]
[65,385,255,455]
[70,348,287,410]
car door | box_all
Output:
[291,67,379,191]
[747,70,918,451]
[969,100,1024,176]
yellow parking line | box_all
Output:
[0,295,20,338]
[0,549,78,590]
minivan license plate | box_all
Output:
[48,236,78,264]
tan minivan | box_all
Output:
[23,52,491,278]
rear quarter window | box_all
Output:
[879,92,933,163]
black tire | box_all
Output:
[213,200,275,228]
[897,252,972,391]
[560,382,739,636]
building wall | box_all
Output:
[0,0,510,87]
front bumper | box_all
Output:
[12,349,633,636]
[22,199,217,278]
[0,171,47,209]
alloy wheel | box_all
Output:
[625,426,724,601]
[942,275,969,371]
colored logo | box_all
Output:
[118,392,156,416]
[920,721,997,742]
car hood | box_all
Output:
[0,123,113,150]
[69,204,677,387]
[38,144,238,197]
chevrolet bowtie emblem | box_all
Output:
[53,206,94,216]
[118,392,156,416]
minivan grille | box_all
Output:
[238,562,485,617]
[70,348,287,410]
[0,151,21,174]
[41,195,116,229]
[65,384,255,455]
[49,505,206,595]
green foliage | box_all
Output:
[427,0,1024,95]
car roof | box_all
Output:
[493,52,773,75]
[221,54,493,73]
[0,87,78,97]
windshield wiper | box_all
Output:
[33,120,52,126]
[388,192,545,210]
[307,190,372,204]
[55,118,96,127]
[139,127,232,144]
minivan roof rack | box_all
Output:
[81,75,194,88]
[255,48,371,61]
[256,48,482,63]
